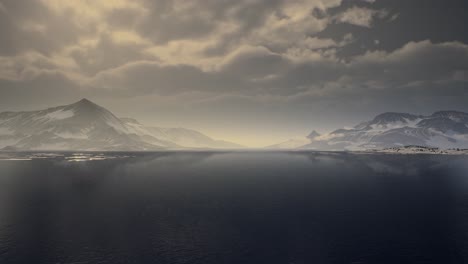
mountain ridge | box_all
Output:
[0,99,243,151]
[305,111,468,150]
[270,111,468,150]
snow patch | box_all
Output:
[369,118,422,132]
[104,116,128,134]
[55,131,89,139]
[46,109,74,120]
[125,122,153,136]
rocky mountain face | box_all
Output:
[0,99,242,151]
[300,111,468,150]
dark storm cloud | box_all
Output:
[131,0,326,46]
[319,0,468,57]
[0,0,467,145]
[87,40,468,99]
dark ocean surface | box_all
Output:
[0,151,467,264]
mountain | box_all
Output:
[299,111,468,150]
[0,99,242,151]
[266,137,311,149]
[266,130,322,149]
[120,118,243,149]
[307,130,320,139]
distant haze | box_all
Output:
[0,0,467,147]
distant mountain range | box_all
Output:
[269,111,468,150]
[2,100,467,151]
[0,99,243,151]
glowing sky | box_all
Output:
[0,0,467,146]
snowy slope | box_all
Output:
[300,111,468,150]
[265,130,321,149]
[0,99,160,151]
[0,99,242,151]
[121,118,243,149]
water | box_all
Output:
[0,151,467,264]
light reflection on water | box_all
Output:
[0,152,134,162]
[0,151,467,264]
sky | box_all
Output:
[0,0,467,147]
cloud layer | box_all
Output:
[0,0,467,146]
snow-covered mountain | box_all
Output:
[266,130,322,149]
[0,99,242,151]
[120,117,242,149]
[300,111,468,150]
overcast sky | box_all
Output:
[0,0,467,146]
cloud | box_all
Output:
[65,32,152,76]
[0,71,81,110]
[0,51,77,81]
[350,40,468,84]
[0,0,346,78]
[0,0,467,140]
[1,0,467,102]
[76,39,467,103]
[88,61,222,96]
[334,6,388,27]
[219,46,290,79]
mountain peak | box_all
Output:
[370,112,420,125]
[307,130,320,139]
[75,98,95,105]
[430,110,468,124]
[69,98,101,111]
